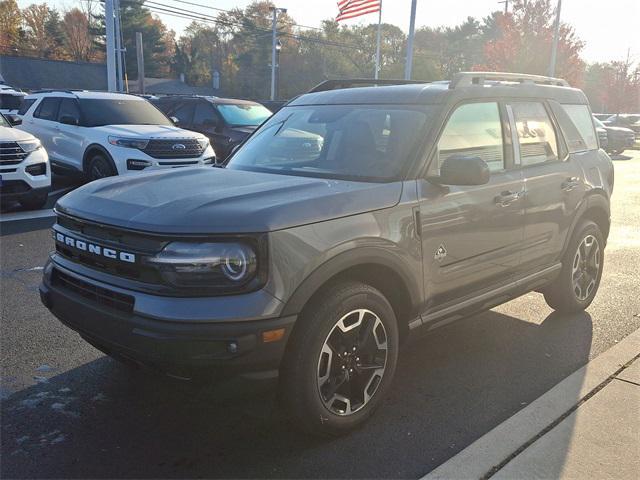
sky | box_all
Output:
[18,0,640,65]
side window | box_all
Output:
[170,102,194,126]
[560,104,598,152]
[57,99,81,123]
[193,102,219,127]
[17,99,36,116]
[436,102,505,173]
[34,98,61,121]
[511,102,558,166]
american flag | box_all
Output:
[336,0,382,22]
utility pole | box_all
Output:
[114,0,124,92]
[498,0,509,14]
[548,0,563,77]
[404,0,418,80]
[270,6,286,101]
[135,32,145,94]
[374,3,383,79]
[105,0,116,92]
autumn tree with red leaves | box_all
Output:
[475,0,585,85]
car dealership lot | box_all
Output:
[1,151,639,479]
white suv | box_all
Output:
[0,113,51,210]
[17,91,216,181]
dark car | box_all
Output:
[594,116,636,155]
[40,72,613,437]
[603,114,640,145]
[153,96,272,161]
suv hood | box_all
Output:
[0,125,35,142]
[100,124,205,139]
[56,168,403,234]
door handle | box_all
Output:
[495,190,524,207]
[561,177,580,192]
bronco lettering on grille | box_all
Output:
[55,232,136,263]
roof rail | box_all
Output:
[29,89,86,94]
[450,72,570,89]
[308,78,427,93]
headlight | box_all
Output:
[147,241,259,288]
[108,136,149,150]
[196,137,210,150]
[18,139,41,153]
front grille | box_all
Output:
[142,139,204,159]
[0,142,29,166]
[52,269,134,313]
[0,180,31,194]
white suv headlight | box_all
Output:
[196,137,210,150]
[108,136,149,150]
[18,139,42,153]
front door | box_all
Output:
[418,101,525,311]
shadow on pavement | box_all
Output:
[1,309,592,479]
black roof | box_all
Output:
[290,72,587,107]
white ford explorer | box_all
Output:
[17,91,216,181]
[0,112,51,210]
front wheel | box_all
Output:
[86,154,117,182]
[543,220,605,313]
[280,281,399,436]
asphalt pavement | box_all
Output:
[1,152,639,479]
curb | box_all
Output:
[422,327,640,480]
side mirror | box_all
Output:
[432,155,490,186]
[170,116,180,125]
[60,115,79,126]
[7,114,22,126]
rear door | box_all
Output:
[28,97,61,160]
[419,101,525,310]
[506,101,583,271]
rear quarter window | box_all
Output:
[559,104,598,152]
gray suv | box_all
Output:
[40,72,613,436]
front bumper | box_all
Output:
[0,148,51,202]
[40,258,296,380]
[111,145,217,175]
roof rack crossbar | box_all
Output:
[29,89,86,94]
[450,72,570,89]
[308,78,427,93]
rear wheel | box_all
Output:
[280,281,399,437]
[86,153,117,182]
[611,149,625,156]
[543,221,604,313]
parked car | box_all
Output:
[593,116,635,155]
[0,84,26,116]
[603,114,640,146]
[0,112,51,210]
[17,91,216,181]
[593,113,612,122]
[40,73,613,436]
[153,95,272,161]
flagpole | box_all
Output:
[404,0,418,80]
[374,1,382,79]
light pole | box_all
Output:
[270,6,286,101]
[404,0,418,80]
[548,0,563,77]
[105,0,116,92]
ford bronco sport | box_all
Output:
[40,72,614,436]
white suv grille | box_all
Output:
[0,142,28,166]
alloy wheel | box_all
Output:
[571,234,601,301]
[316,309,388,416]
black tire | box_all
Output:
[543,221,605,313]
[86,153,117,182]
[612,149,624,156]
[19,191,48,210]
[280,281,399,437]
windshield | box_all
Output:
[217,104,272,127]
[78,99,172,127]
[226,105,431,182]
[0,114,9,128]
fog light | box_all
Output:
[262,328,285,343]
[127,159,152,170]
[25,163,46,176]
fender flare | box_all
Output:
[280,246,423,318]
[563,191,610,253]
